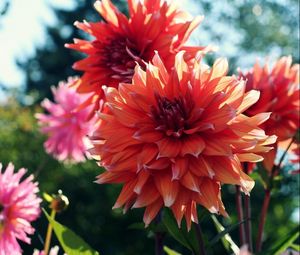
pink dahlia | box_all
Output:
[33,246,63,255]
[0,163,41,255]
[36,77,96,163]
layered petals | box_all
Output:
[91,52,274,228]
[239,56,299,171]
[0,163,41,255]
[36,77,97,163]
[66,0,211,112]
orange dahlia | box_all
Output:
[66,0,210,109]
[90,52,276,229]
[240,56,299,170]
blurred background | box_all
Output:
[0,0,299,254]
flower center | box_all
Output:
[100,38,142,82]
[151,94,193,138]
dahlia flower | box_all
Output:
[90,52,275,229]
[0,163,41,255]
[36,77,96,163]
[66,0,211,109]
[240,57,299,170]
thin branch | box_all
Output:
[195,222,207,255]
[235,185,246,245]
[256,189,271,252]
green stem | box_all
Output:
[243,163,253,252]
[256,189,271,252]
[44,209,56,255]
[154,211,164,255]
[256,137,295,252]
[195,222,207,255]
[235,185,246,245]
[244,194,252,252]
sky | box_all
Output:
[0,0,287,91]
[0,0,75,88]
[0,0,240,90]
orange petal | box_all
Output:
[155,173,179,207]
[113,179,137,209]
[133,181,160,208]
[137,144,158,171]
[134,170,150,194]
[180,134,205,157]
[190,156,215,178]
[209,58,228,81]
[143,199,163,227]
[172,157,189,180]
[197,179,220,214]
[96,171,134,184]
[156,138,181,158]
[181,172,201,193]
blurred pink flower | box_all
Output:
[239,245,252,255]
[36,77,96,163]
[33,246,64,255]
[0,163,41,255]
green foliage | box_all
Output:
[162,209,200,254]
[265,226,299,255]
[209,215,240,254]
[44,209,100,255]
[163,246,182,255]
[0,99,155,255]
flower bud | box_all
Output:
[50,190,69,213]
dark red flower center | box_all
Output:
[98,38,143,82]
[151,94,194,138]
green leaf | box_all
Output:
[256,163,270,189]
[43,209,100,255]
[127,222,145,230]
[209,215,240,254]
[266,226,299,255]
[163,246,182,255]
[290,243,300,251]
[162,209,200,254]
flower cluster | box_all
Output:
[66,0,212,110]
[34,0,299,234]
[90,52,276,229]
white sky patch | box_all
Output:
[0,0,74,88]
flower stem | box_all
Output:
[244,194,253,252]
[44,209,56,255]
[235,185,245,245]
[256,137,294,252]
[154,211,164,255]
[243,163,253,252]
[256,189,270,252]
[195,222,207,255]
[277,137,295,170]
